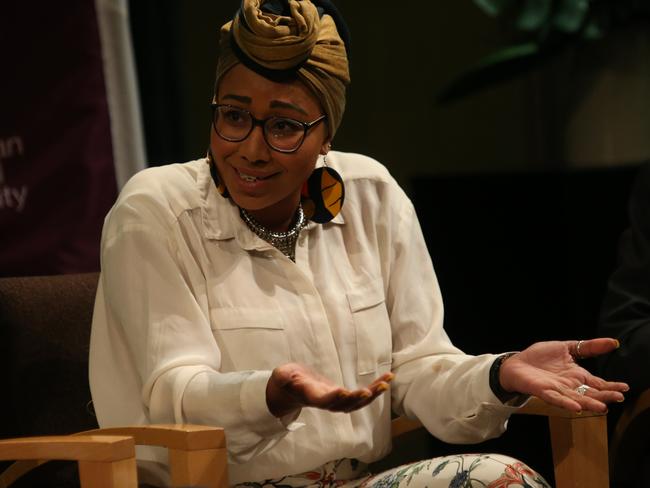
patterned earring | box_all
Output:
[206,149,230,198]
[301,150,345,224]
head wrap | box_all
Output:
[214,0,351,138]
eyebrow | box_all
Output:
[221,94,251,104]
[269,100,308,116]
[220,94,309,117]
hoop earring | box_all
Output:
[301,151,345,224]
[206,149,230,198]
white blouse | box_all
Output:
[89,151,516,484]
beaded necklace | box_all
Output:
[239,204,306,261]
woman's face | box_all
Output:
[210,63,330,223]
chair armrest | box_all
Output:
[390,416,423,438]
[0,435,134,462]
[389,395,606,437]
[77,424,228,488]
[76,424,226,450]
[0,435,137,488]
[1,425,228,488]
[80,424,228,488]
[515,397,609,488]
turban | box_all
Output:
[214,0,351,138]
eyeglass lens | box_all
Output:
[214,105,306,152]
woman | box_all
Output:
[89,1,628,486]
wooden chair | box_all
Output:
[2,405,606,488]
[0,435,138,488]
[391,396,609,488]
[0,425,227,488]
[609,387,650,487]
[519,397,609,488]
[79,425,228,488]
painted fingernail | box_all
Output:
[376,383,389,393]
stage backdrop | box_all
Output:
[0,0,145,276]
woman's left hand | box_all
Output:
[498,338,629,412]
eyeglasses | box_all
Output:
[211,103,327,153]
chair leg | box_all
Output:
[78,458,138,488]
[169,447,229,488]
[548,415,609,488]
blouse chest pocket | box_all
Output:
[347,278,392,376]
[209,308,291,372]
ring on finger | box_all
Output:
[574,340,585,360]
[575,384,590,396]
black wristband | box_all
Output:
[489,352,519,403]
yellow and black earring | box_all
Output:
[206,149,230,198]
[301,152,345,224]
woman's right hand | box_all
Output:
[266,362,394,417]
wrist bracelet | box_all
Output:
[489,352,519,403]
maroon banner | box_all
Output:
[0,1,118,276]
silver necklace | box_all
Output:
[239,204,306,261]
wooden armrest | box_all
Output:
[1,425,227,488]
[390,416,423,438]
[82,424,228,488]
[76,424,226,450]
[389,396,606,437]
[517,397,609,488]
[0,435,134,462]
[78,424,229,488]
[0,436,137,488]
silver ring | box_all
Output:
[575,340,585,359]
[575,384,590,395]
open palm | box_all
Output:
[266,362,393,417]
[499,338,629,412]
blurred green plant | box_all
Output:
[438,0,650,103]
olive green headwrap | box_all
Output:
[214,0,351,138]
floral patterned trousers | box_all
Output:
[236,454,552,488]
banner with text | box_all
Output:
[0,0,145,276]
